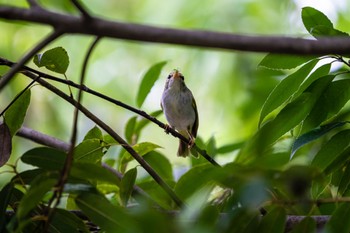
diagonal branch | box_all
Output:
[1,5,350,55]
[20,70,184,208]
[0,57,220,167]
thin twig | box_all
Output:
[44,37,101,231]
[0,57,221,167]
[1,6,350,55]
[0,76,39,117]
[70,0,91,19]
[22,71,184,208]
[0,29,63,91]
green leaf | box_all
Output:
[324,203,350,233]
[125,116,137,144]
[84,125,103,141]
[76,192,139,233]
[338,163,350,196]
[312,129,350,170]
[258,207,286,233]
[120,167,137,206]
[174,164,215,200]
[289,217,316,233]
[120,142,162,170]
[17,172,57,219]
[302,79,350,133]
[291,122,348,158]
[135,110,163,135]
[302,7,348,38]
[136,61,167,107]
[259,54,317,70]
[50,208,89,233]
[12,169,46,185]
[137,180,175,209]
[71,162,120,186]
[33,47,69,74]
[21,147,66,170]
[292,63,331,100]
[0,122,12,167]
[216,141,244,154]
[73,139,103,163]
[259,59,318,126]
[0,183,14,230]
[4,89,31,136]
[144,151,174,181]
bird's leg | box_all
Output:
[186,130,195,148]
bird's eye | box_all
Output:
[180,75,184,80]
[167,75,172,79]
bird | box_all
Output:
[161,69,199,157]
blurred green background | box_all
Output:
[1,0,350,187]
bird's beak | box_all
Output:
[173,69,180,79]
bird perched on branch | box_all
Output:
[161,69,199,157]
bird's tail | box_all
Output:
[177,139,189,157]
[177,139,199,158]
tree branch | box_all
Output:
[1,5,350,55]
[20,70,184,208]
[0,57,220,167]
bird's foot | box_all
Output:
[164,124,171,134]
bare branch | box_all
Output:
[1,5,350,55]
[0,57,221,167]
[16,126,70,151]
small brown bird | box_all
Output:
[161,69,199,157]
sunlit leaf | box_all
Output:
[144,151,174,181]
[84,125,103,141]
[73,139,103,163]
[125,116,137,144]
[259,59,318,126]
[33,47,69,74]
[291,121,348,159]
[76,192,139,233]
[259,54,317,70]
[324,203,350,233]
[0,122,12,167]
[17,172,57,219]
[120,142,162,170]
[120,167,137,206]
[4,89,31,136]
[312,129,350,170]
[302,7,348,38]
[137,180,175,209]
[136,61,167,107]
[174,164,215,200]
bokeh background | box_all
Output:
[1,0,350,187]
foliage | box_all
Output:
[1,2,350,233]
